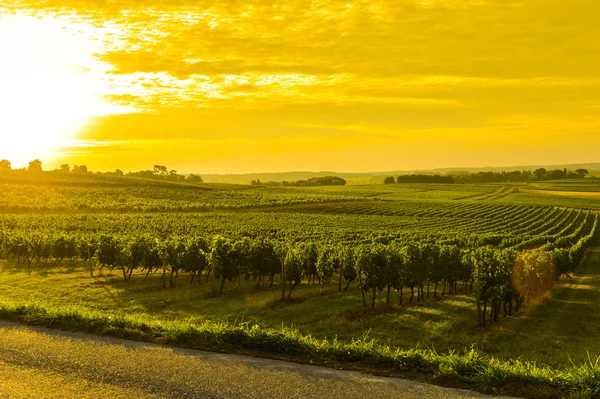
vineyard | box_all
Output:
[0,176,599,397]
[1,177,597,318]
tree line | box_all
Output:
[385,175,454,184]
[453,168,589,183]
[0,160,204,183]
[251,176,347,187]
[383,168,590,184]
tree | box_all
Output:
[0,159,11,171]
[72,165,88,173]
[396,174,454,184]
[547,169,565,180]
[114,169,124,176]
[534,168,547,180]
[355,244,388,309]
[316,245,334,295]
[383,176,396,184]
[116,245,133,281]
[142,240,162,280]
[513,249,556,303]
[576,169,589,178]
[299,242,318,284]
[186,174,203,183]
[209,236,238,295]
[28,159,43,173]
[59,164,70,173]
[338,245,356,291]
[386,245,403,304]
[354,245,370,311]
[126,235,150,281]
[401,244,422,304]
[178,239,207,284]
[284,247,304,300]
[425,244,443,297]
[153,165,168,175]
[155,239,171,288]
[95,234,119,271]
[291,176,346,187]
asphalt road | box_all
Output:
[0,321,512,399]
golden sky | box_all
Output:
[1,0,599,173]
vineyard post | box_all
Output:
[88,245,93,278]
[161,255,167,288]
[475,260,482,327]
[158,241,168,289]
[358,265,367,312]
[211,257,217,297]
[338,247,343,292]
[281,248,286,301]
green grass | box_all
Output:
[3,229,600,397]
[1,297,600,398]
[483,235,600,367]
[3,241,600,369]
[0,263,476,354]
[3,240,600,398]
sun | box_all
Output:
[0,12,118,168]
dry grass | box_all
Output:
[243,291,283,310]
[521,189,600,198]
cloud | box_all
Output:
[4,0,600,172]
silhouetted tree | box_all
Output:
[384,176,396,184]
[576,169,589,177]
[0,159,11,171]
[396,174,454,184]
[153,165,168,175]
[290,176,346,186]
[28,159,43,173]
[450,169,580,183]
[59,164,70,173]
[547,169,565,180]
[534,168,547,180]
[186,174,203,183]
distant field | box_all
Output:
[527,179,600,192]
[494,190,600,209]
[522,188,600,198]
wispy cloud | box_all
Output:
[3,0,600,171]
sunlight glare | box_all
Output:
[0,12,121,167]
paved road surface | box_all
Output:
[0,321,512,399]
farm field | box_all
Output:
[1,174,599,398]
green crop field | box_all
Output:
[1,172,600,398]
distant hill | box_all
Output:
[200,163,600,184]
[427,162,600,175]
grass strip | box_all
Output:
[0,301,599,399]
